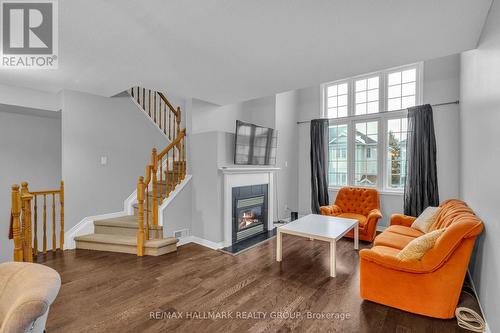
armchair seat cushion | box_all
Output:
[337,213,367,227]
[385,225,424,238]
[373,231,417,250]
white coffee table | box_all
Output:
[276,214,359,277]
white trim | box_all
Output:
[64,211,128,249]
[467,270,491,333]
[158,175,192,226]
[124,189,137,215]
[177,236,224,250]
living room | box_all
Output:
[0,1,498,332]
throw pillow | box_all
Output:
[411,206,441,233]
[396,228,446,261]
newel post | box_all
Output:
[11,185,23,262]
[21,182,33,262]
[137,176,145,256]
[60,181,65,250]
[151,148,158,229]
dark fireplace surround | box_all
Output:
[232,184,268,244]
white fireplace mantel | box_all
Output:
[219,165,280,247]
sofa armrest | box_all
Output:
[320,204,342,216]
[360,248,428,273]
[390,214,416,227]
[368,208,382,221]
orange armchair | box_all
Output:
[320,187,382,242]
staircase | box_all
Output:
[74,87,187,257]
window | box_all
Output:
[328,123,348,187]
[355,76,379,115]
[387,117,408,189]
[355,121,378,186]
[325,82,348,118]
[322,63,421,192]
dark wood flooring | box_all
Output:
[39,236,470,333]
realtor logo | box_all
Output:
[1,0,58,68]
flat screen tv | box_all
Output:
[234,120,277,165]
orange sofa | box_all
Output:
[320,187,382,242]
[360,199,483,319]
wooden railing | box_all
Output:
[9,181,64,262]
[129,87,181,142]
[136,129,186,256]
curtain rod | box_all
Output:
[296,100,459,125]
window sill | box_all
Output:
[327,187,404,196]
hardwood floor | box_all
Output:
[39,236,470,333]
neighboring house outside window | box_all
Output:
[323,63,421,192]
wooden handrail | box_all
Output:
[157,92,180,118]
[9,181,65,262]
[158,129,186,159]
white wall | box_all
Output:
[460,1,500,331]
[297,54,461,227]
[61,90,169,231]
[275,91,299,219]
[0,107,61,263]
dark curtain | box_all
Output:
[404,104,439,216]
[310,119,330,214]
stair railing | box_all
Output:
[9,181,64,262]
[129,87,181,142]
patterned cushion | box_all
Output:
[411,206,441,233]
[396,229,446,261]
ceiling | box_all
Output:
[0,0,492,105]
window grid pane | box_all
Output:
[355,76,379,115]
[354,121,378,186]
[387,117,408,189]
[326,83,348,118]
[328,124,348,187]
[387,68,416,111]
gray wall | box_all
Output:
[460,1,500,331]
[162,181,192,239]
[297,54,461,227]
[61,90,169,231]
[0,107,61,263]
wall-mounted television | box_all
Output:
[234,120,277,165]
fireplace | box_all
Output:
[232,184,268,243]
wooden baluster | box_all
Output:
[169,109,172,140]
[159,100,162,131]
[163,104,167,135]
[151,148,158,234]
[159,158,164,201]
[154,93,157,124]
[165,151,170,197]
[145,167,149,241]
[137,176,145,256]
[11,185,23,262]
[142,88,145,110]
[130,88,134,98]
[33,195,38,256]
[177,106,182,138]
[136,87,140,105]
[182,137,186,180]
[172,143,176,189]
[60,181,64,250]
[52,193,56,252]
[43,194,47,254]
[21,182,33,262]
[148,90,151,116]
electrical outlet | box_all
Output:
[100,155,107,166]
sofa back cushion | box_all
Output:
[334,187,380,216]
[429,200,480,232]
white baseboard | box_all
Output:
[466,270,490,333]
[177,235,224,250]
[65,211,128,249]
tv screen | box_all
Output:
[234,120,277,165]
